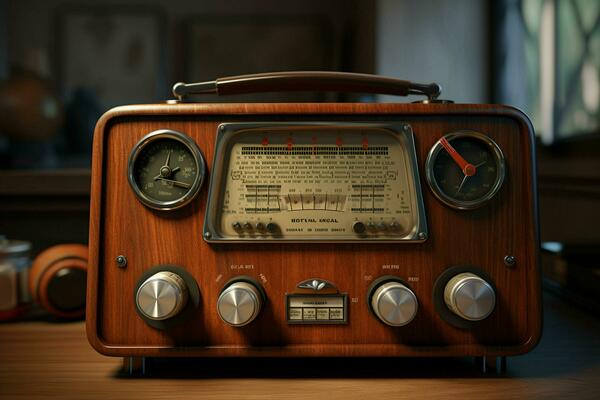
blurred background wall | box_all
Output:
[377,0,490,103]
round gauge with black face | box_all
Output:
[425,131,505,210]
[128,130,206,210]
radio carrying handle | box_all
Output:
[172,71,442,102]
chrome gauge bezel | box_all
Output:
[127,129,206,211]
[425,130,506,210]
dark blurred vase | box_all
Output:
[0,70,64,168]
[0,70,64,140]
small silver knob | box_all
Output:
[136,271,189,320]
[444,272,495,321]
[370,281,418,326]
[217,281,262,327]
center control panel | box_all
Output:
[134,270,495,329]
[87,87,541,361]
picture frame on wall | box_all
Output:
[181,15,337,102]
[55,6,167,110]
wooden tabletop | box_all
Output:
[0,293,599,399]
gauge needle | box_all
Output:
[163,150,171,167]
[153,167,180,180]
[156,177,190,189]
[457,174,469,194]
[439,137,477,176]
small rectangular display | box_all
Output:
[285,294,347,324]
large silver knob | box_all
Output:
[444,272,495,321]
[370,281,418,326]
[217,281,263,327]
[136,271,189,320]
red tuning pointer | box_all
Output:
[439,137,476,176]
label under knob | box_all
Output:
[370,280,418,326]
[135,271,189,321]
[217,281,263,327]
[444,272,495,321]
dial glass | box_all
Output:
[426,131,505,209]
[203,123,428,242]
[128,130,205,210]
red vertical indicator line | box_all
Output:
[261,137,269,146]
[362,136,369,151]
[287,136,293,152]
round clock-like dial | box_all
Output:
[425,131,505,210]
[128,130,205,210]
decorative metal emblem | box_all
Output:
[297,279,334,291]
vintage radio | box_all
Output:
[86,72,541,373]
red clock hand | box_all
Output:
[439,137,476,176]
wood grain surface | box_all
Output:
[87,103,541,357]
[1,293,598,399]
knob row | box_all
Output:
[232,221,279,235]
[369,273,496,326]
[352,221,402,234]
[136,271,496,328]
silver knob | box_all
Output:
[217,281,262,327]
[370,281,418,326]
[136,271,189,320]
[444,272,495,321]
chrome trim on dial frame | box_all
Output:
[202,122,429,243]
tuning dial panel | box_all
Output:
[135,271,189,321]
[444,272,495,321]
[203,123,429,243]
[369,279,418,326]
[217,280,263,327]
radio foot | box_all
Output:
[122,357,146,377]
[476,356,507,374]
